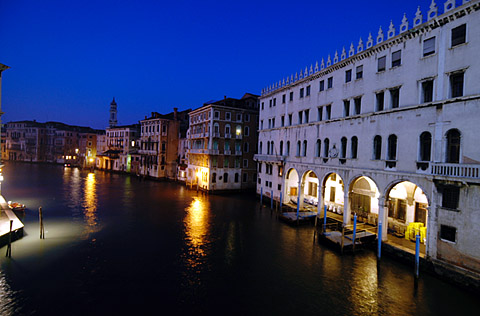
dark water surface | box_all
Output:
[0,162,478,315]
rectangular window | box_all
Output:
[378,56,386,72]
[317,107,323,121]
[304,110,309,123]
[390,88,400,108]
[343,100,350,117]
[245,114,250,122]
[300,88,304,98]
[376,91,385,111]
[273,98,276,106]
[451,24,466,47]
[272,118,275,128]
[345,69,352,83]
[298,112,303,124]
[442,186,460,209]
[356,65,363,79]
[243,159,248,168]
[261,102,264,110]
[354,97,361,115]
[423,37,435,57]
[450,72,464,98]
[236,114,242,121]
[288,114,292,126]
[327,77,333,89]
[440,225,456,243]
[282,94,286,103]
[319,80,325,91]
[289,92,293,101]
[325,105,331,120]
[269,100,272,107]
[392,50,401,67]
[306,85,311,96]
[422,80,434,103]
[226,112,231,120]
[281,115,285,127]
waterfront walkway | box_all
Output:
[0,195,24,238]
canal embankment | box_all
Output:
[0,195,24,247]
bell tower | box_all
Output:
[109,97,118,127]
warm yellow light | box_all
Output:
[236,126,241,135]
[89,158,94,163]
[131,140,135,146]
[75,148,79,153]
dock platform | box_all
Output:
[278,211,317,225]
[0,196,24,246]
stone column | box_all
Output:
[343,190,351,226]
[318,185,325,217]
[378,195,388,241]
[297,178,305,210]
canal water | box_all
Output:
[0,162,478,315]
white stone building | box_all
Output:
[256,0,480,278]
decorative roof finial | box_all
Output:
[387,20,396,39]
[414,6,423,27]
[377,26,384,44]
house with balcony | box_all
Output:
[185,94,259,191]
[256,0,480,282]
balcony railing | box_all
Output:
[431,163,480,179]
[224,150,231,155]
[235,134,242,139]
[213,132,220,138]
[235,150,242,155]
[225,133,231,139]
[189,148,205,154]
[254,154,285,163]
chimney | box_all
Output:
[174,107,178,121]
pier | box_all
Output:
[0,195,24,246]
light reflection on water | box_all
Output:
[81,172,99,238]
[183,196,211,270]
[0,271,15,316]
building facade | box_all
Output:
[186,94,259,191]
[138,108,190,180]
[97,124,140,172]
[256,0,480,277]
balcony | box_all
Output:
[235,150,242,155]
[254,154,285,163]
[225,133,231,139]
[206,149,219,155]
[212,132,220,138]
[235,134,242,139]
[189,148,205,154]
[224,150,231,155]
[431,163,480,179]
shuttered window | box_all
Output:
[423,37,435,56]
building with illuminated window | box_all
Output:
[97,124,140,172]
[256,0,480,280]
[186,93,259,191]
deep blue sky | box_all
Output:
[1,0,440,129]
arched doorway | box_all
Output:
[300,170,319,210]
[349,176,380,225]
[386,181,429,253]
[284,168,299,205]
[323,173,345,215]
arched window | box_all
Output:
[286,141,290,156]
[259,142,263,154]
[214,123,219,134]
[373,135,382,160]
[223,173,228,183]
[351,136,358,159]
[316,139,321,157]
[280,141,284,156]
[446,129,461,163]
[387,134,397,160]
[323,138,330,157]
[302,140,307,157]
[419,132,432,161]
[225,124,231,136]
[271,141,275,155]
[267,141,270,155]
[235,173,239,183]
[296,141,301,156]
[340,137,347,158]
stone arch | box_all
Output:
[321,171,345,215]
[383,179,431,252]
[284,168,299,204]
[347,175,381,225]
[299,170,320,209]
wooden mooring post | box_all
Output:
[5,220,13,257]
[39,207,45,239]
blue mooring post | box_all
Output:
[296,196,300,220]
[377,222,382,260]
[271,190,274,209]
[415,234,420,279]
[279,192,283,211]
[353,214,357,251]
[260,187,263,206]
[323,205,327,233]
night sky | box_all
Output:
[1,0,436,129]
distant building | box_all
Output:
[0,63,9,167]
[96,124,140,172]
[186,93,259,191]
[109,97,118,127]
[5,121,103,165]
[138,108,190,180]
